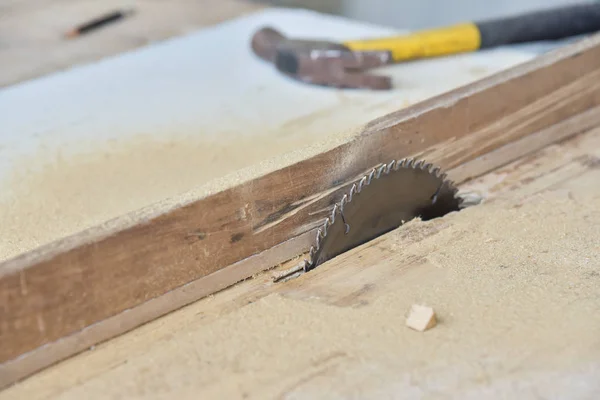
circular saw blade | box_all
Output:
[306,158,461,270]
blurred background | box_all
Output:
[3,0,598,89]
[257,0,593,29]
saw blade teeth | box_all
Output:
[364,169,375,186]
[349,183,358,201]
[309,198,344,267]
[386,160,396,173]
[304,156,462,273]
[308,245,317,265]
[357,176,367,193]
[450,183,459,195]
[440,179,460,197]
[317,227,324,240]
[330,203,338,223]
[340,193,349,212]
[367,169,376,184]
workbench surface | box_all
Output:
[0,8,556,263]
[3,121,599,400]
[0,0,264,88]
[1,4,598,399]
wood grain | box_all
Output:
[0,0,264,87]
[3,126,599,399]
[2,32,600,388]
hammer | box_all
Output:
[251,3,600,90]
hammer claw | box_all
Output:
[337,70,393,90]
[251,26,394,90]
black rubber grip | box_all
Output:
[275,50,300,75]
[476,3,600,48]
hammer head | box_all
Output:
[251,27,393,90]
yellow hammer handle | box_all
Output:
[342,23,481,62]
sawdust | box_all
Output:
[3,168,599,399]
[0,123,362,263]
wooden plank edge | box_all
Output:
[0,230,314,389]
[4,32,600,277]
[364,34,599,135]
[449,104,600,183]
[2,32,600,384]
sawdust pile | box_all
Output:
[4,169,599,399]
[0,123,361,262]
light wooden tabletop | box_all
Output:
[0,8,548,263]
[0,0,264,88]
[2,4,598,398]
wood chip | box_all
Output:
[406,304,437,332]
[272,261,306,282]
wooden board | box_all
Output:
[1,8,541,264]
[2,30,600,389]
[2,124,599,399]
[0,0,264,88]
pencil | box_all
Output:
[65,8,135,38]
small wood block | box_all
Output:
[406,304,437,332]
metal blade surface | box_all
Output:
[307,159,461,270]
